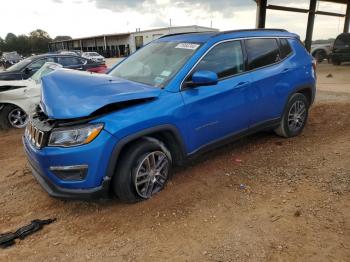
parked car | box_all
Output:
[82,52,105,63]
[0,62,62,129]
[71,50,83,56]
[329,33,350,65]
[311,43,331,62]
[0,54,106,81]
[59,51,79,56]
[1,51,22,69]
[23,29,316,202]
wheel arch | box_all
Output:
[288,84,315,107]
[106,125,187,180]
[311,48,327,57]
[0,102,29,114]
[280,84,315,120]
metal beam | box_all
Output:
[256,0,267,28]
[345,1,350,32]
[305,0,317,52]
[267,5,309,13]
[315,10,345,17]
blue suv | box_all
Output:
[23,29,316,202]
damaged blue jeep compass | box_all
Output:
[23,29,316,202]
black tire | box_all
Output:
[275,93,309,138]
[0,104,28,129]
[112,137,172,203]
[313,50,326,63]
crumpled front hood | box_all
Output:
[40,70,161,119]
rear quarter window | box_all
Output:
[279,38,293,59]
[245,38,280,70]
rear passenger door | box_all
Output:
[181,40,252,152]
[244,38,294,126]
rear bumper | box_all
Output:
[329,52,350,62]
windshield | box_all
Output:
[108,41,201,88]
[31,62,62,82]
[5,58,32,72]
[89,52,99,56]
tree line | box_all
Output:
[0,29,72,56]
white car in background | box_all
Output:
[0,62,62,129]
[82,52,105,63]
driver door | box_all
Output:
[180,40,252,153]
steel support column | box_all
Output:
[305,0,317,52]
[256,0,267,28]
[344,1,350,33]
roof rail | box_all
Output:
[213,28,288,37]
[159,31,216,39]
[159,29,289,39]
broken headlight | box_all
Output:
[48,123,103,147]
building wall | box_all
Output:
[49,25,218,56]
[129,25,217,52]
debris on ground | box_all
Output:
[0,219,56,248]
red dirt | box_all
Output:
[0,100,349,261]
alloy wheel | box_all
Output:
[8,108,28,128]
[134,151,169,199]
[287,100,306,132]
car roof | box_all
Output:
[29,53,83,59]
[158,29,298,43]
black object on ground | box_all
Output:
[0,218,56,248]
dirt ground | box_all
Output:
[0,62,349,262]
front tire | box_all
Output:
[112,137,172,203]
[275,93,309,138]
[313,50,326,63]
[0,104,28,129]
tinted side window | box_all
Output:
[279,38,293,59]
[245,38,280,70]
[193,41,244,79]
[57,56,82,66]
[28,57,55,70]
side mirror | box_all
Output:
[186,70,218,88]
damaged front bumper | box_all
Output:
[22,123,119,200]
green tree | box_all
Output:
[4,33,18,52]
[16,35,30,55]
[28,29,52,54]
[0,37,4,54]
[54,35,72,41]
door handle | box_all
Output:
[282,68,291,73]
[234,81,249,88]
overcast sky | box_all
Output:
[0,0,347,40]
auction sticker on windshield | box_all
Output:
[175,43,200,50]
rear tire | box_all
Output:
[0,104,28,129]
[275,93,309,138]
[112,137,172,203]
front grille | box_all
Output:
[25,122,46,149]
